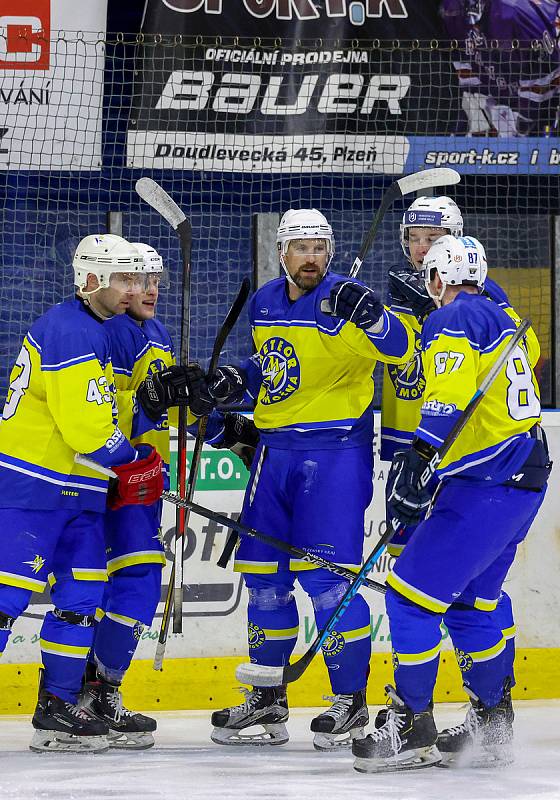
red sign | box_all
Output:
[0,0,50,70]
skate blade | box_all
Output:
[30,730,109,754]
[211,723,289,747]
[313,726,366,752]
[354,745,442,774]
[437,743,513,770]
[107,730,155,750]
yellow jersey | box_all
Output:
[0,299,137,511]
[242,272,415,449]
[417,292,541,483]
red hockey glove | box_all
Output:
[108,445,164,510]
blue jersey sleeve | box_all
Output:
[483,278,510,307]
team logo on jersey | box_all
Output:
[248,622,266,650]
[387,335,426,401]
[321,630,345,658]
[23,555,45,574]
[133,622,145,642]
[259,337,301,405]
[392,649,400,671]
[148,358,166,375]
[454,648,474,673]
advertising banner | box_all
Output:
[128,0,560,175]
[0,0,108,170]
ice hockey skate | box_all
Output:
[82,673,156,750]
[437,682,514,768]
[30,670,109,754]
[211,686,289,746]
[310,690,369,751]
[352,686,441,773]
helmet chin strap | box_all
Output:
[77,285,113,320]
[425,276,446,308]
[279,251,298,287]
[278,244,333,288]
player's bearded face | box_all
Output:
[284,239,329,291]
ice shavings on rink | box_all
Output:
[0,700,558,800]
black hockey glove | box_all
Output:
[207,365,247,404]
[386,442,435,527]
[388,268,436,321]
[137,364,215,421]
[212,412,260,470]
[328,280,384,332]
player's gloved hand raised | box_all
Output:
[326,280,385,332]
[108,445,164,510]
[137,364,214,420]
[207,365,247,404]
[386,444,434,527]
[388,268,435,320]
[211,412,260,470]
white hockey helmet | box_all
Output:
[424,234,487,305]
[131,242,164,273]
[131,241,169,290]
[277,208,334,284]
[400,196,463,263]
[73,234,143,291]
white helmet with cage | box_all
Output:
[400,196,463,263]
[73,234,143,292]
[276,209,334,284]
[424,234,487,305]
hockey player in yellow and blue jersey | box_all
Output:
[353,235,550,773]
[381,196,536,713]
[79,243,175,750]
[0,234,167,753]
[196,209,415,750]
[81,242,257,749]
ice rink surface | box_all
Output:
[0,701,558,800]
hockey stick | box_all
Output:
[72,455,385,598]
[160,494,387,596]
[135,178,193,637]
[235,318,531,687]
[349,168,460,279]
[155,277,251,657]
[78,278,251,666]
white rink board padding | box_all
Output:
[0,701,559,800]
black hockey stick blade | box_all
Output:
[216,530,240,568]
